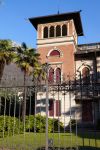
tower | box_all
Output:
[29,11,83,125]
[29,11,83,82]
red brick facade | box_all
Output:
[38,44,75,81]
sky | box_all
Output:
[0,0,100,48]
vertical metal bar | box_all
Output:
[34,84,37,134]
[45,64,49,150]
[75,110,78,149]
[6,91,11,149]
[23,86,27,150]
[24,87,26,137]
[8,95,11,136]
[3,89,7,138]
[49,88,55,150]
[80,73,84,147]
[2,88,7,149]
[13,90,17,136]
[69,82,72,150]
[0,96,1,114]
[57,84,60,150]
[18,91,21,135]
[39,93,42,150]
[34,84,37,150]
[63,86,66,149]
[52,90,55,150]
[29,88,32,133]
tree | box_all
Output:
[0,40,14,82]
[14,42,41,121]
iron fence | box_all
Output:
[0,74,100,150]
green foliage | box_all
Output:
[0,115,64,138]
[25,115,64,133]
[0,39,15,81]
[68,119,76,129]
[0,116,23,138]
[14,42,41,76]
[53,118,64,132]
[0,40,14,63]
[0,40,12,50]
[25,115,35,132]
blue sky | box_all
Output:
[0,0,100,48]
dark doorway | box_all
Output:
[82,101,93,122]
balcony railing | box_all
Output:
[78,43,100,51]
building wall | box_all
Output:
[37,19,77,81]
[38,43,75,80]
[35,17,85,126]
[75,60,93,75]
[35,16,100,125]
[37,20,77,41]
[37,91,81,126]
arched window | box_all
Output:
[82,67,90,83]
[62,24,67,36]
[50,50,60,57]
[56,25,61,37]
[48,68,54,83]
[43,27,48,38]
[50,26,54,37]
[56,68,61,83]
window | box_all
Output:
[49,99,54,116]
[82,101,93,122]
[56,68,61,83]
[82,67,90,83]
[49,99,61,117]
[50,26,54,37]
[56,25,61,37]
[43,24,67,39]
[48,68,54,83]
[56,100,61,116]
[49,50,60,57]
[62,24,67,36]
[44,27,48,38]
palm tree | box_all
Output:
[0,40,14,82]
[14,42,41,121]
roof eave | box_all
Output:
[29,11,84,36]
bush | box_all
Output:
[25,115,64,133]
[0,116,23,138]
[68,119,76,129]
[53,119,64,132]
[25,115,52,133]
[0,115,64,138]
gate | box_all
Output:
[0,74,100,150]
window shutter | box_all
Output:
[56,100,61,116]
[48,68,54,83]
[49,99,54,116]
[56,68,61,83]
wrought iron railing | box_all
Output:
[0,75,99,150]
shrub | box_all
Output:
[25,115,64,133]
[0,115,64,138]
[53,119,64,132]
[0,116,23,138]
[68,119,76,129]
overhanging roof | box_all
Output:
[29,11,83,36]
